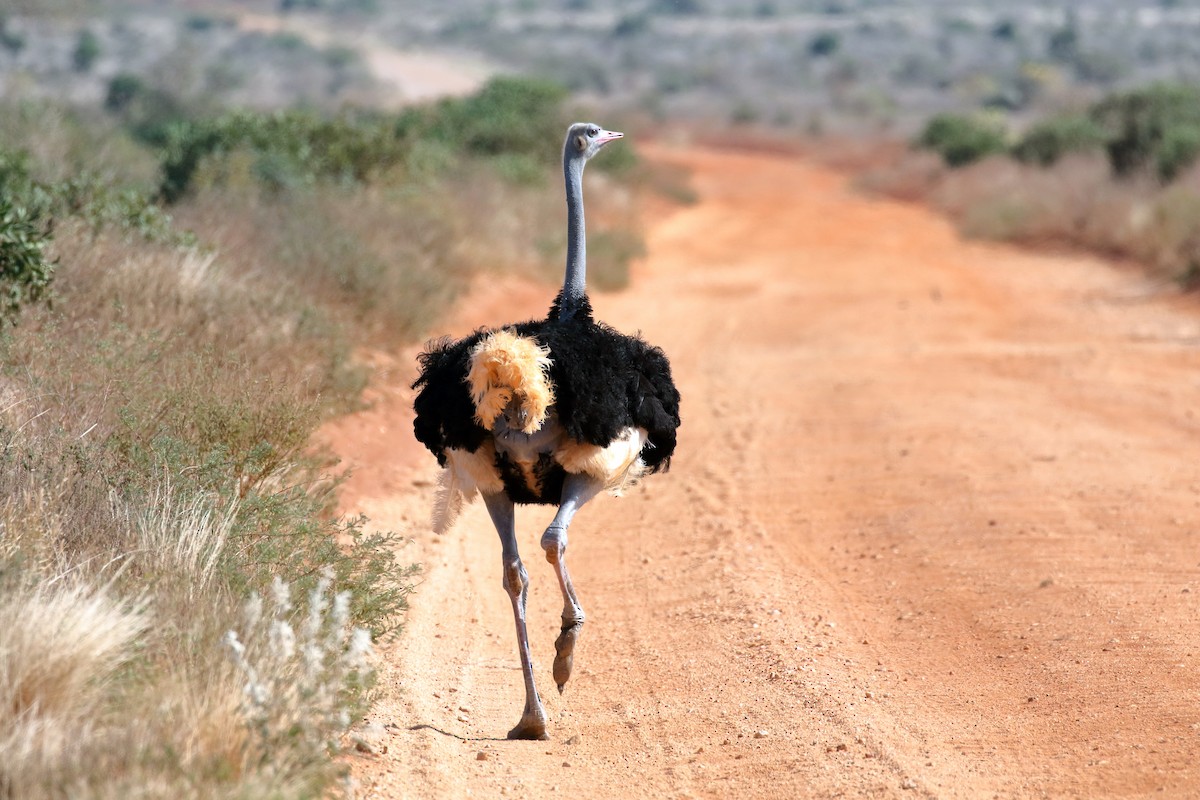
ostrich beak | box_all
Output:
[596,129,624,146]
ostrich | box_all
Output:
[411,123,681,740]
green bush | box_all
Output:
[1090,83,1200,180]
[401,75,569,158]
[72,29,100,73]
[0,16,25,53]
[1012,115,1108,166]
[809,31,840,58]
[157,76,572,202]
[104,73,190,146]
[612,12,650,37]
[0,150,54,321]
[1155,124,1200,182]
[0,197,55,321]
[916,113,1008,167]
[0,144,194,323]
[158,110,403,202]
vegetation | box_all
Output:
[1091,84,1200,181]
[0,144,189,323]
[0,133,408,796]
[916,113,1007,167]
[13,1,1200,138]
[157,77,571,202]
[363,0,1200,133]
[878,82,1200,289]
[71,28,100,73]
[0,73,646,797]
[0,194,54,319]
[917,83,1200,183]
[1011,114,1107,167]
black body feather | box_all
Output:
[412,292,681,501]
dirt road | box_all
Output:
[326,145,1200,798]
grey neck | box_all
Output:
[559,154,587,322]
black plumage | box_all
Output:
[412,293,680,504]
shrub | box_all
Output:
[1047,22,1079,64]
[809,31,840,58]
[992,19,1018,41]
[0,16,25,53]
[159,76,572,204]
[104,73,144,114]
[223,572,374,785]
[0,196,55,321]
[916,113,1008,167]
[103,73,190,146]
[158,110,404,202]
[1142,185,1200,284]
[403,75,569,159]
[1012,115,1108,167]
[1155,124,1200,182]
[0,151,55,321]
[612,12,650,37]
[71,29,101,73]
[1090,83,1200,180]
[0,142,196,324]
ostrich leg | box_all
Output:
[541,472,604,693]
[482,491,549,740]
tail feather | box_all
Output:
[432,467,472,535]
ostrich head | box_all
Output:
[563,122,624,163]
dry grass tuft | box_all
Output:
[0,580,146,794]
[127,484,238,603]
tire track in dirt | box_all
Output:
[327,144,1200,798]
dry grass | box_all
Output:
[171,160,605,343]
[0,173,399,799]
[127,484,238,603]
[0,581,146,792]
[0,412,387,797]
[860,145,1200,287]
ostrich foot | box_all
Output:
[553,621,584,693]
[507,709,550,740]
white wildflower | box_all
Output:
[245,677,269,710]
[270,575,291,613]
[303,642,324,682]
[343,627,372,671]
[224,630,246,663]
[304,571,332,641]
[225,574,376,761]
[269,619,296,660]
[331,591,351,637]
[243,592,263,630]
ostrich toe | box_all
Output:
[507,710,550,740]
[553,621,584,692]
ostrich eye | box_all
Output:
[587,126,599,137]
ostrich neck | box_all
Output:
[559,156,587,321]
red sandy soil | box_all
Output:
[321,144,1200,799]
